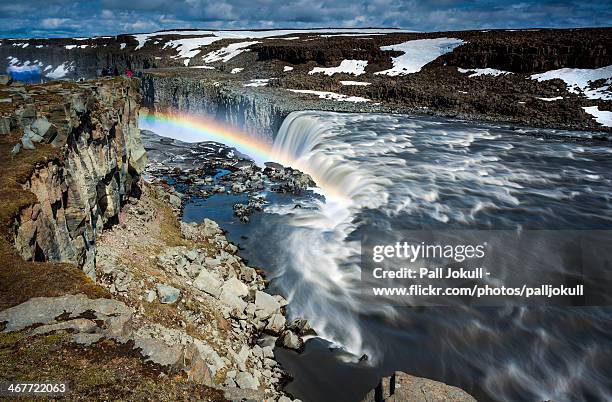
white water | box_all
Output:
[260,111,612,401]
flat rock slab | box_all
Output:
[0,293,131,334]
[361,371,476,402]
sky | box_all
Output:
[0,0,610,38]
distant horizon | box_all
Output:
[1,25,611,40]
[1,0,610,39]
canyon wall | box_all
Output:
[9,78,147,278]
[141,72,294,140]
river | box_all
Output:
[151,110,612,402]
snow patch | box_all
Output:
[309,60,368,76]
[458,67,512,77]
[190,65,215,69]
[283,66,294,72]
[537,96,563,101]
[287,89,370,102]
[65,45,77,50]
[375,37,464,76]
[244,79,270,87]
[163,37,222,63]
[202,41,259,63]
[230,68,243,74]
[120,43,126,50]
[531,65,612,100]
[45,62,74,79]
[582,106,612,127]
[340,80,371,86]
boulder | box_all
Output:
[220,290,248,313]
[0,117,10,135]
[266,313,286,334]
[156,284,181,304]
[360,371,477,402]
[222,277,249,298]
[279,330,303,351]
[287,318,316,336]
[235,371,260,390]
[193,270,223,298]
[255,291,281,319]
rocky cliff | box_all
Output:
[141,71,295,140]
[1,78,147,279]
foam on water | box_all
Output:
[261,111,612,401]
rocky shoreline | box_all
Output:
[94,180,308,401]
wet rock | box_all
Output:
[156,284,181,304]
[287,318,316,336]
[279,330,303,351]
[360,371,476,402]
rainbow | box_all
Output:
[139,111,346,201]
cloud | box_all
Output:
[41,18,70,29]
[0,0,610,38]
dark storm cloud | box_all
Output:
[0,0,610,38]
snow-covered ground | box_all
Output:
[375,37,464,76]
[203,41,260,63]
[309,60,368,76]
[531,65,612,100]
[458,67,512,77]
[340,80,371,86]
[287,89,370,102]
[582,106,612,127]
[131,29,409,51]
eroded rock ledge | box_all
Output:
[5,78,147,277]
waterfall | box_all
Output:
[265,111,398,360]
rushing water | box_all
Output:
[224,111,612,402]
[162,110,612,402]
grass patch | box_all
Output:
[0,330,227,401]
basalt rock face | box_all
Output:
[444,28,612,73]
[10,78,147,278]
[0,35,186,80]
[141,72,292,141]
